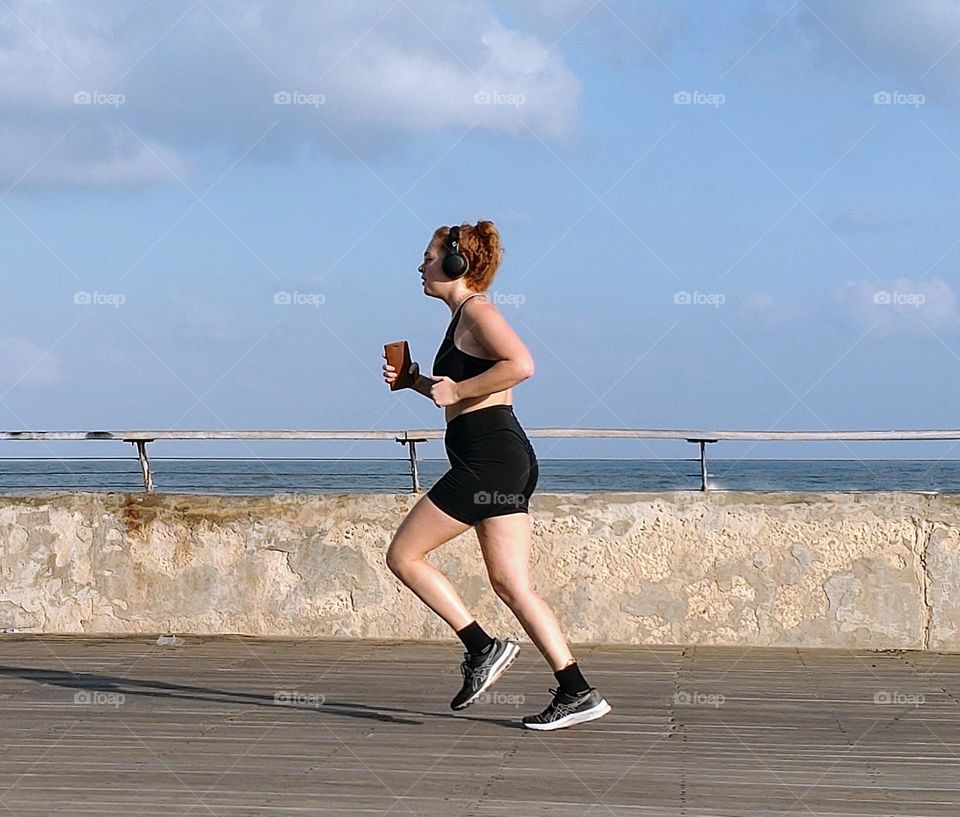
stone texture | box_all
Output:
[0,490,957,649]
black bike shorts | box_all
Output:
[427,404,539,526]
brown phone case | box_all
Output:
[385,341,415,390]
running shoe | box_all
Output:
[521,687,611,730]
[450,638,520,711]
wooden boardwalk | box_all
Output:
[1,636,959,816]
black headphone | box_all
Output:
[442,225,470,278]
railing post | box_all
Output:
[128,440,154,493]
[395,435,427,493]
[699,441,708,491]
[686,438,717,492]
[408,440,420,493]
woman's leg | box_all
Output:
[475,512,575,671]
[385,493,475,631]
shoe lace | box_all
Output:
[544,687,579,719]
[460,650,496,693]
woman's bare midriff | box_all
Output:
[444,390,512,423]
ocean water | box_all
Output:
[0,458,958,494]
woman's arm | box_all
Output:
[454,360,532,400]
[454,299,535,400]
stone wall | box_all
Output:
[1,491,958,650]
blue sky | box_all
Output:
[2,0,960,462]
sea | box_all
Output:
[0,458,958,494]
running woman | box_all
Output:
[382,220,611,731]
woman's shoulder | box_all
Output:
[462,292,497,315]
[460,292,516,342]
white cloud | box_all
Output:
[0,0,581,189]
[781,1,960,97]
[0,338,63,386]
[739,277,959,333]
[744,290,776,310]
[0,125,188,190]
[831,276,958,333]
[737,289,813,329]
[507,0,682,69]
[179,300,240,344]
[826,209,911,234]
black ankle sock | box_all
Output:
[456,621,494,655]
[554,661,591,696]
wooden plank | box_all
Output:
[1,636,959,815]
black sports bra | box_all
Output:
[433,293,498,382]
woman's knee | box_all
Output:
[385,541,409,578]
[490,574,533,607]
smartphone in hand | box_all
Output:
[384,341,415,390]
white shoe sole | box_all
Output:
[522,698,612,730]
[452,641,520,710]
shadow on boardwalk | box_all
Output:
[1,635,958,816]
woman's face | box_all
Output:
[418,238,446,292]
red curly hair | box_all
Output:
[433,220,503,292]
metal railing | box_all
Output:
[3,428,960,492]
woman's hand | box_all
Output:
[382,353,417,388]
[429,375,461,407]
[384,356,459,405]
